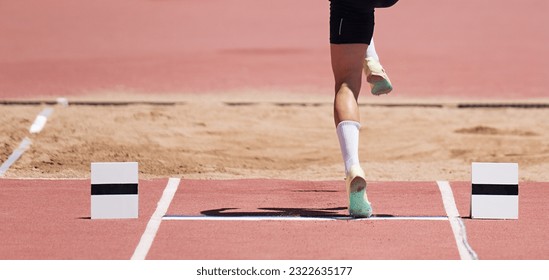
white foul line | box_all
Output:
[0,137,32,177]
[131,178,180,260]
[162,215,449,221]
[437,180,478,260]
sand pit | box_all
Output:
[2,93,548,182]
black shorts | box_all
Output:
[329,0,375,44]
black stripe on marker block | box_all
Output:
[472,184,518,196]
[91,184,138,195]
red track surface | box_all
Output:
[0,179,167,259]
[151,180,457,260]
[1,179,548,259]
[1,0,547,99]
[1,0,548,261]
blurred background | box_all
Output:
[1,0,547,100]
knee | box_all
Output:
[334,74,362,95]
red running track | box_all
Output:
[0,0,547,99]
[1,179,548,260]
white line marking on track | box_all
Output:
[437,180,478,260]
[162,215,449,221]
[131,178,180,260]
[0,137,32,177]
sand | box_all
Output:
[1,92,548,182]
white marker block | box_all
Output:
[471,162,518,219]
[91,162,138,219]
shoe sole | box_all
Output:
[348,176,372,218]
[367,75,393,95]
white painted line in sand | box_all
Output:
[131,178,180,260]
[437,180,478,260]
[29,107,54,134]
[0,137,32,177]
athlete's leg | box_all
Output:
[330,0,374,218]
[332,43,365,176]
[331,43,373,218]
[332,44,366,126]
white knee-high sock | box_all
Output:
[336,121,361,176]
[366,37,379,61]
